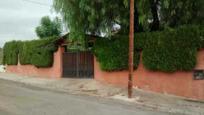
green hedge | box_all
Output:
[3,41,22,65]
[94,35,140,71]
[3,37,58,68]
[142,25,203,72]
[31,48,54,67]
[94,25,204,72]
[198,25,204,48]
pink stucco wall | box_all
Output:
[94,49,204,100]
[6,47,64,78]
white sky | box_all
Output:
[0,0,56,47]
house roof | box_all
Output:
[55,33,99,46]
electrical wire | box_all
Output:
[21,0,51,7]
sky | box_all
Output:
[0,0,56,47]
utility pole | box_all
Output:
[128,0,134,98]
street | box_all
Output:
[0,79,175,115]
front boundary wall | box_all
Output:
[6,47,64,78]
[5,45,204,100]
[94,49,204,100]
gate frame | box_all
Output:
[62,50,94,78]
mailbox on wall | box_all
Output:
[193,70,204,80]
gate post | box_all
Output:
[76,51,79,77]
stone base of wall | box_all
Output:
[94,50,204,100]
[6,47,64,78]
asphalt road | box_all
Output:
[0,79,175,115]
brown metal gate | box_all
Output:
[62,51,94,78]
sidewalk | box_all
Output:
[0,72,203,115]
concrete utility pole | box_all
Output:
[128,0,134,98]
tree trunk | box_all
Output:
[150,0,160,31]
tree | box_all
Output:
[53,0,203,38]
[149,0,160,31]
[53,0,132,48]
[53,0,128,37]
[131,0,203,30]
[160,0,204,27]
[51,0,151,37]
[35,16,62,39]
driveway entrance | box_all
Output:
[62,51,94,78]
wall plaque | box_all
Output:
[193,70,204,80]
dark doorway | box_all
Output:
[62,51,94,78]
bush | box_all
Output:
[198,25,204,48]
[94,35,140,71]
[142,25,202,72]
[19,41,33,65]
[94,25,204,72]
[3,41,22,65]
[31,48,53,68]
[19,37,58,66]
[3,36,58,67]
